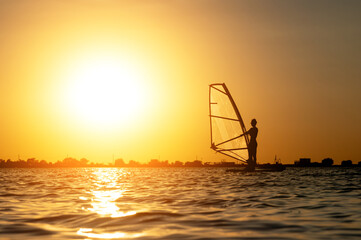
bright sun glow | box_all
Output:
[63,54,150,131]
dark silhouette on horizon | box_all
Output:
[0,157,360,168]
[292,158,361,167]
[0,158,247,168]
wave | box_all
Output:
[1,168,360,240]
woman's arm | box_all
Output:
[239,129,250,138]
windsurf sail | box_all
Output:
[209,83,249,163]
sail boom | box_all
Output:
[210,115,239,122]
[215,134,242,147]
[217,147,248,152]
[216,151,248,163]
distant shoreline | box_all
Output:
[1,166,361,169]
[1,157,360,169]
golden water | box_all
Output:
[0,167,360,239]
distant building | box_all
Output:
[214,161,236,167]
[185,160,203,167]
[341,160,353,167]
[295,158,311,166]
[321,158,333,167]
[148,159,161,167]
[203,162,212,167]
[114,158,125,167]
[172,161,184,167]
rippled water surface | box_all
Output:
[1,167,361,240]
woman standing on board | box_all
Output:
[242,119,258,171]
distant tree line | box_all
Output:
[0,158,245,168]
[1,157,360,168]
[0,157,107,168]
[114,159,245,167]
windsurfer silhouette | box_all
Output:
[241,119,258,171]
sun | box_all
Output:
[63,54,149,131]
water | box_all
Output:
[0,167,360,240]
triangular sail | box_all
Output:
[209,83,249,163]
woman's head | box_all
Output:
[251,119,257,127]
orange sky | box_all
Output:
[1,0,360,165]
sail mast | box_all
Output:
[209,84,213,147]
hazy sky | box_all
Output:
[1,0,360,164]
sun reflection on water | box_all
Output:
[82,168,137,217]
[77,228,143,239]
[78,168,139,239]
[87,189,136,218]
